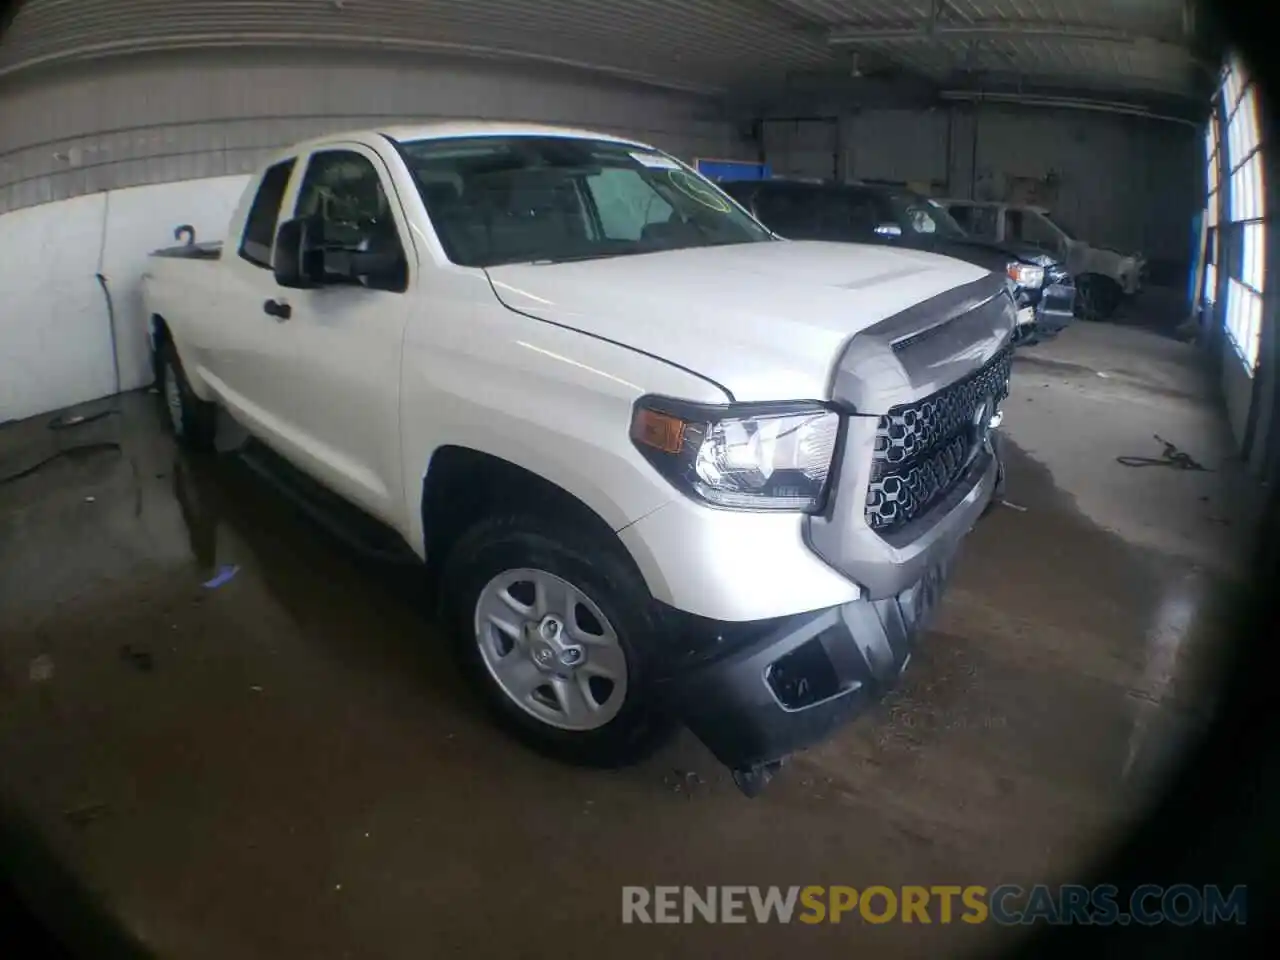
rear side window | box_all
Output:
[239,159,296,268]
[948,203,975,230]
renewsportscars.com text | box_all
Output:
[621,884,1247,926]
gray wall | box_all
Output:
[763,104,1201,264]
[0,49,749,214]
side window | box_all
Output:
[948,204,974,230]
[843,192,879,236]
[239,159,296,268]
[294,150,408,292]
[967,206,1000,240]
[755,188,822,237]
[586,168,673,241]
[1006,209,1025,241]
[1021,213,1061,250]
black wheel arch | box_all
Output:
[419,446,646,581]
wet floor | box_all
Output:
[0,323,1259,958]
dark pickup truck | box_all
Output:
[722,178,1075,342]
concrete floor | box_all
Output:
[0,321,1261,958]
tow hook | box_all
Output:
[731,759,786,797]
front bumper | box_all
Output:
[657,433,1003,776]
[1036,281,1076,333]
[657,539,959,772]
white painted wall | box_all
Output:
[0,175,252,424]
[101,176,250,396]
[1,193,109,423]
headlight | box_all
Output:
[1006,262,1045,288]
[630,399,840,512]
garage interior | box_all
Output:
[0,1,1274,957]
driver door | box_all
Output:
[270,144,414,526]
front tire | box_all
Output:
[157,339,216,450]
[439,513,673,767]
[1075,274,1122,321]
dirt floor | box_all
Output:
[0,320,1262,958]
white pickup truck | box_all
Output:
[142,122,1014,795]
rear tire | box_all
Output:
[439,513,674,767]
[157,339,216,450]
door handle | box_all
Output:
[263,299,292,321]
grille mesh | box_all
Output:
[865,346,1013,533]
[1046,265,1073,287]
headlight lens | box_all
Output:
[631,400,840,512]
[1006,262,1045,288]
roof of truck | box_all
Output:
[937,198,1051,214]
[379,121,647,147]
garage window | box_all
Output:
[1216,57,1266,371]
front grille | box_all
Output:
[865,346,1013,534]
[1046,265,1073,287]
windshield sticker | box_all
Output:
[663,169,732,212]
[629,150,681,170]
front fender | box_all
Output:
[398,297,729,562]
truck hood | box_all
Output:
[484,240,988,402]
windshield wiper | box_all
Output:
[525,252,625,265]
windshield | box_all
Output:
[1042,211,1075,240]
[870,191,967,240]
[396,136,772,266]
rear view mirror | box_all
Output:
[272,217,323,289]
[874,223,903,238]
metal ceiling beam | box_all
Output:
[829,20,1196,58]
[938,89,1200,126]
[0,31,726,95]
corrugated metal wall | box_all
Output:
[967,106,1199,262]
[843,108,951,190]
[761,119,838,180]
[774,104,1200,262]
[0,49,748,214]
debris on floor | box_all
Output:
[63,801,111,827]
[203,564,240,589]
[119,644,154,673]
[1000,499,1029,512]
[28,654,55,682]
[1116,434,1210,471]
[663,769,706,796]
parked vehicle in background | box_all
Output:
[938,198,1144,321]
[142,123,1014,795]
[722,178,1075,342]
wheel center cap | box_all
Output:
[526,616,583,671]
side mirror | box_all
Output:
[272,217,323,289]
[874,223,903,238]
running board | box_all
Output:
[234,441,419,566]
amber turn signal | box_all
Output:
[631,408,687,454]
